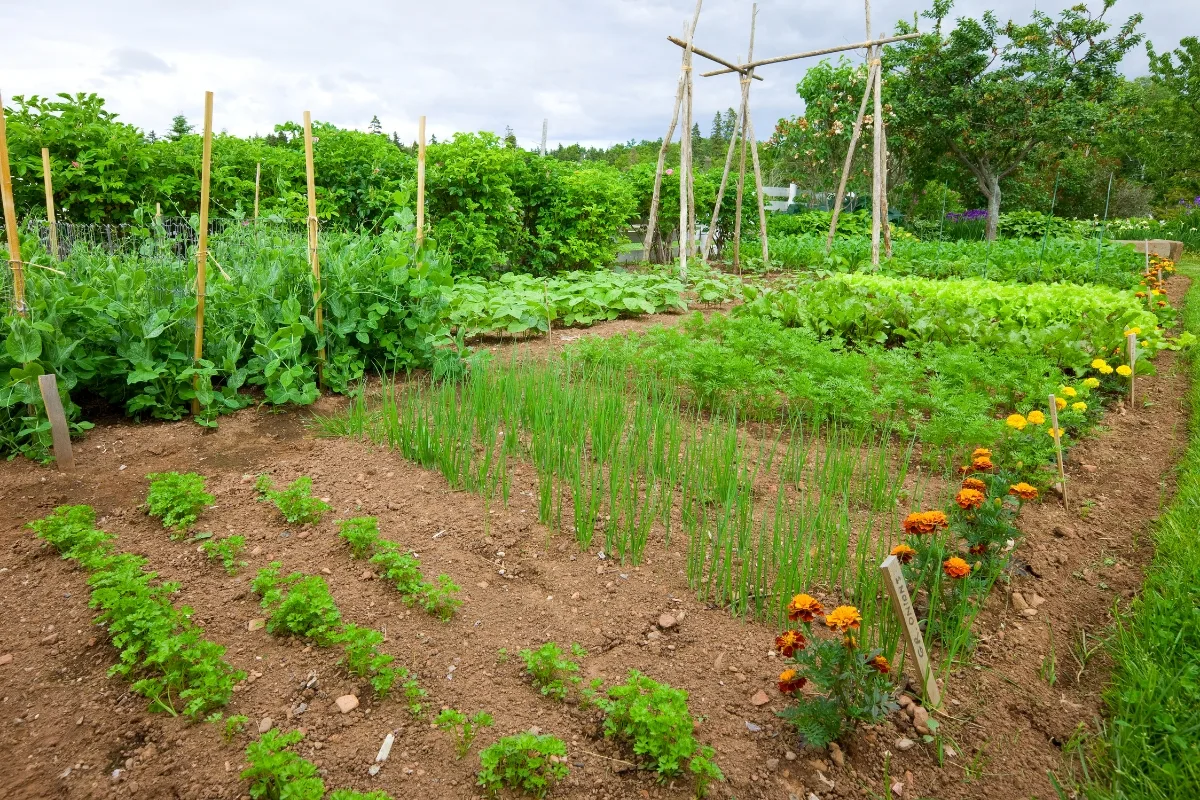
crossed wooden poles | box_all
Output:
[645,2,919,272]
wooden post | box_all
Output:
[155,202,162,225]
[878,70,893,258]
[826,60,877,253]
[416,115,426,247]
[192,91,214,416]
[881,555,942,708]
[540,118,548,158]
[679,41,693,280]
[37,374,75,471]
[0,91,27,317]
[1127,332,1137,409]
[703,56,750,263]
[733,101,748,273]
[41,148,59,262]
[748,114,769,268]
[303,111,326,389]
[254,162,261,222]
[870,50,884,268]
[1048,393,1067,507]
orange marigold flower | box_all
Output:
[961,477,986,492]
[787,593,823,623]
[890,543,917,564]
[944,557,971,579]
[968,542,988,555]
[955,488,985,510]
[868,654,890,674]
[824,605,862,632]
[971,456,994,472]
[1008,482,1038,501]
[971,448,991,460]
[778,668,806,694]
[902,510,948,536]
[775,629,807,657]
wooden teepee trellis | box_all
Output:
[661,1,919,269]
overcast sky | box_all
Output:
[0,0,1185,149]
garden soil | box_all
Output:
[0,280,1190,800]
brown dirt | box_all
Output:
[0,279,1189,800]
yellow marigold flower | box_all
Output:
[1099,364,1114,375]
[961,477,986,492]
[1006,413,1027,430]
[1008,482,1038,501]
[1056,397,1067,411]
[955,488,985,510]
[1116,365,1132,377]
[972,455,994,472]
[787,593,824,623]
[943,557,970,579]
[1091,359,1108,370]
[1027,410,1046,425]
[1060,386,1077,398]
[1047,426,1063,438]
[1072,401,1087,412]
[1141,340,1148,347]
[824,605,862,632]
[1124,326,1141,336]
[1083,378,1100,389]
[890,543,917,564]
[971,448,992,459]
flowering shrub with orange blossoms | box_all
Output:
[773,596,897,748]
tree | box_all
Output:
[890,0,1142,239]
[168,114,193,141]
[369,115,383,135]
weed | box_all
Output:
[145,472,213,532]
[241,729,324,800]
[477,732,569,799]
[255,475,331,524]
[519,642,585,701]
[202,535,247,575]
[435,708,494,759]
[1039,624,1058,688]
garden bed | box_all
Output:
[0,275,1191,800]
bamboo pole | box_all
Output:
[0,92,26,317]
[825,60,877,253]
[666,36,762,79]
[1127,332,1137,410]
[303,111,326,390]
[41,148,59,262]
[155,202,162,225]
[870,50,884,267]
[416,115,426,247]
[699,32,920,76]
[679,41,693,280]
[645,0,703,262]
[733,95,749,274]
[702,62,748,263]
[254,162,261,222]
[878,68,893,258]
[1048,394,1067,507]
[191,90,214,416]
[748,113,769,268]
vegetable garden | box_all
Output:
[4,2,1200,800]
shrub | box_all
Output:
[477,732,569,798]
[145,472,213,532]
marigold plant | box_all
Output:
[943,557,971,579]
[955,488,985,510]
[1005,413,1027,430]
[787,593,824,623]
[902,510,948,535]
[1027,410,1046,424]
[890,543,916,563]
[1008,482,1038,501]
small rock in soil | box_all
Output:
[765,758,779,770]
[828,742,845,768]
[1011,592,1029,612]
[891,779,905,797]
[895,738,915,751]
[784,750,797,761]
[368,764,381,776]
[0,653,12,666]
[477,581,488,589]
[1028,593,1047,608]
[912,707,931,736]
[897,694,912,709]
[40,632,59,645]
[750,690,770,706]
[335,695,359,714]
[258,717,273,734]
[248,618,266,631]
[658,613,678,630]
[1021,608,1038,617]
[376,732,395,763]
[745,721,762,733]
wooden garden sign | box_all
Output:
[37,374,75,471]
[881,554,942,708]
[1048,393,1067,506]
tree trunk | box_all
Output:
[984,175,1001,241]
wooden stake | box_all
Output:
[155,202,162,225]
[1127,332,1137,410]
[879,72,893,258]
[748,113,769,268]
[192,90,214,416]
[303,111,326,389]
[870,51,883,268]
[37,374,75,471]
[0,91,26,316]
[733,97,748,274]
[540,118,548,158]
[680,50,693,280]
[41,148,59,262]
[826,60,877,253]
[698,31,921,77]
[254,162,261,222]
[702,65,748,262]
[416,115,426,247]
[1048,393,1067,507]
[881,555,942,709]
